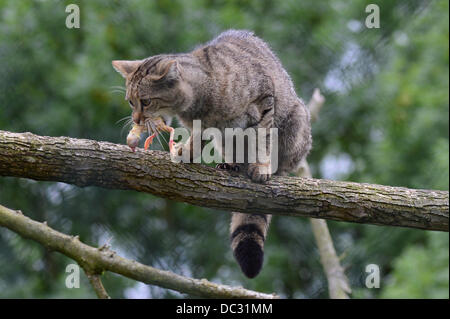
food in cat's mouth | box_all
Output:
[126,117,175,152]
[126,124,145,152]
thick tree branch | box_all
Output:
[0,204,278,299]
[0,130,448,231]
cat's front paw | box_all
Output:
[247,163,271,183]
[169,141,184,157]
[170,141,194,163]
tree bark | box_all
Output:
[0,130,448,231]
[85,273,111,299]
[0,204,278,299]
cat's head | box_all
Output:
[112,56,193,124]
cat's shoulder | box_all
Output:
[206,29,261,46]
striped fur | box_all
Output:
[112,30,312,278]
[230,213,272,278]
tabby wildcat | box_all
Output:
[112,30,312,278]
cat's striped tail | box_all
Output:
[230,212,272,278]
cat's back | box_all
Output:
[193,30,298,103]
[206,29,266,51]
[193,30,282,73]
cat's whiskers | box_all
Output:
[144,119,156,150]
[156,131,167,151]
[156,128,168,149]
[109,90,126,95]
[145,120,153,135]
[109,86,127,97]
[145,119,167,150]
[115,115,131,125]
[120,118,134,137]
[109,86,126,92]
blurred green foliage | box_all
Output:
[0,0,448,298]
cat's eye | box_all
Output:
[140,98,151,107]
[128,100,134,108]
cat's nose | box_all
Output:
[132,112,143,125]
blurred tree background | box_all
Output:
[0,0,448,298]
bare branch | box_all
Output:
[310,218,352,298]
[0,204,279,299]
[303,88,351,299]
[0,130,448,231]
[85,272,111,299]
[308,88,325,122]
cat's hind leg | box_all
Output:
[246,95,275,183]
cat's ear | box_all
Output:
[156,60,181,82]
[112,60,142,78]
